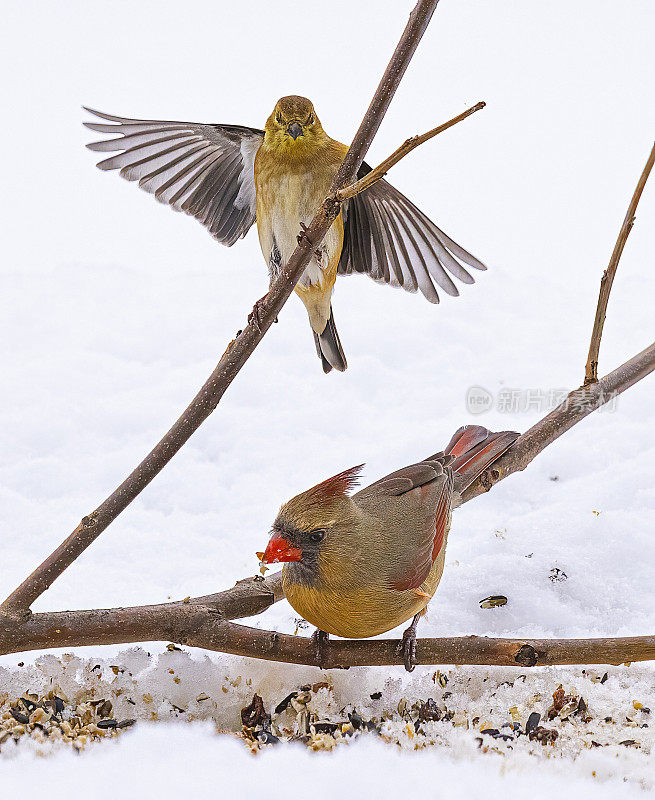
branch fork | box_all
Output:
[584,142,655,386]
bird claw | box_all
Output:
[312,629,330,668]
[297,221,312,247]
[296,222,323,262]
[396,625,418,672]
[248,296,268,331]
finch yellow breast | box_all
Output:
[254,97,348,371]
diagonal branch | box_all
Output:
[2,339,654,665]
[336,101,486,201]
[0,0,442,621]
[584,141,655,386]
[461,339,655,504]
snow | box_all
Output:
[1,650,653,796]
[0,723,644,800]
[1,0,654,796]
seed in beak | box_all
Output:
[262,533,302,563]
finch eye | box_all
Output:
[275,113,283,124]
[309,529,326,543]
[307,114,314,125]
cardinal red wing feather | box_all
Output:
[388,469,453,592]
[444,426,519,492]
[431,474,452,561]
[390,553,434,592]
[444,425,490,458]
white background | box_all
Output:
[1,1,654,795]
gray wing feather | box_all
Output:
[354,457,448,502]
[84,108,264,247]
[353,456,454,592]
[339,164,486,304]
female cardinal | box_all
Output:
[85,96,486,373]
[259,425,518,671]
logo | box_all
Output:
[465,385,493,415]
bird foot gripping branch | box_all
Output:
[247,296,278,332]
[312,629,330,669]
[397,614,422,672]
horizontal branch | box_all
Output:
[336,101,486,201]
[1,593,652,669]
[188,628,655,669]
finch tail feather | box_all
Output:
[313,306,347,373]
[444,425,519,493]
[313,335,333,373]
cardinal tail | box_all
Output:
[444,425,519,493]
[313,306,347,374]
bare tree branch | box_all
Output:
[2,341,654,665]
[0,574,284,656]
[0,0,442,621]
[1,585,653,669]
[584,142,655,386]
[336,102,486,201]
[183,629,655,669]
[461,339,655,504]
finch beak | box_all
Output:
[261,532,302,564]
[287,122,303,140]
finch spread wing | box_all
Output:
[84,108,264,247]
[338,163,486,303]
[355,455,454,591]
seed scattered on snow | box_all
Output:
[1,649,651,786]
[0,689,136,753]
[479,595,507,609]
[526,711,541,735]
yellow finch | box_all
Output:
[85,96,486,373]
[259,425,518,670]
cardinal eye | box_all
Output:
[309,529,326,543]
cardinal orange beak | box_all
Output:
[260,532,302,564]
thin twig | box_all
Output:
[2,341,654,665]
[336,101,486,201]
[584,142,655,386]
[0,0,442,621]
